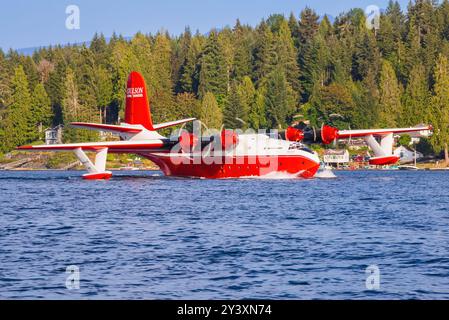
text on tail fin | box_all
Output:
[125,71,154,130]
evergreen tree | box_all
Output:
[151,33,175,123]
[430,54,449,165]
[402,63,430,126]
[224,82,244,129]
[31,82,52,132]
[253,21,277,85]
[174,92,201,119]
[173,27,192,93]
[0,49,10,108]
[200,92,222,129]
[94,65,113,123]
[45,54,67,125]
[236,76,255,128]
[232,21,253,81]
[2,65,34,151]
[90,32,109,65]
[62,67,96,142]
[378,60,403,127]
[275,19,301,94]
[178,36,203,93]
[297,7,320,48]
[196,32,228,100]
[264,68,296,128]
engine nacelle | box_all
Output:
[302,124,338,145]
[285,127,305,142]
[179,131,199,153]
[221,129,239,151]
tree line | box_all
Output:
[0,0,449,157]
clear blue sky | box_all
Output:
[0,0,411,50]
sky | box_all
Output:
[0,0,411,51]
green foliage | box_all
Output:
[46,152,78,169]
[196,32,228,99]
[1,65,34,152]
[429,54,449,154]
[398,134,412,146]
[200,92,222,129]
[31,82,52,137]
[224,82,244,129]
[378,60,402,127]
[264,68,296,129]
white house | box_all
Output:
[323,149,350,164]
[44,125,63,145]
[393,146,423,164]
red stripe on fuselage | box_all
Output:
[141,154,320,179]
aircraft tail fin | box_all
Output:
[125,71,154,130]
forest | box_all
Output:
[0,0,449,157]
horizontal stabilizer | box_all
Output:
[153,118,196,130]
[70,122,143,134]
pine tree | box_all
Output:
[402,63,430,126]
[196,32,228,100]
[62,67,96,142]
[32,82,52,133]
[90,32,109,65]
[440,0,449,41]
[94,65,113,123]
[0,49,10,108]
[378,60,403,127]
[45,54,67,125]
[110,39,139,121]
[173,28,192,93]
[151,33,175,123]
[130,32,153,87]
[77,47,98,122]
[174,92,200,119]
[288,12,300,48]
[179,36,204,94]
[2,65,34,151]
[200,92,222,129]
[237,76,255,128]
[224,82,244,129]
[253,21,277,85]
[275,19,301,94]
[232,21,253,81]
[297,7,320,48]
[264,68,296,128]
[430,54,449,165]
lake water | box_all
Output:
[1,170,448,299]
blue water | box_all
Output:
[1,170,449,299]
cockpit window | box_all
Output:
[289,142,314,154]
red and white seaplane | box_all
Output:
[18,71,432,179]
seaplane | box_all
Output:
[18,71,432,179]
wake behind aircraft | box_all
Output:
[18,71,432,179]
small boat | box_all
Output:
[398,165,419,170]
[119,166,140,171]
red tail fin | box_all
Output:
[125,71,154,130]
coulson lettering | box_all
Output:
[126,87,144,98]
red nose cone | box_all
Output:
[321,125,338,144]
[286,127,304,142]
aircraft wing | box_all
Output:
[337,125,432,139]
[17,140,166,152]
